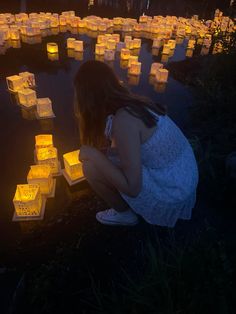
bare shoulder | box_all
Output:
[113,108,139,131]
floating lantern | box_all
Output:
[162,44,171,55]
[128,61,141,76]
[107,39,116,50]
[156,68,169,83]
[19,71,36,88]
[186,48,194,58]
[95,43,105,55]
[139,15,149,23]
[27,164,55,197]
[104,49,115,61]
[36,97,55,119]
[13,184,44,221]
[98,22,107,32]
[128,56,138,68]
[125,39,134,50]
[35,134,53,153]
[97,34,105,44]
[62,150,84,185]
[10,40,21,49]
[67,38,76,49]
[187,39,196,49]
[74,40,83,52]
[152,47,160,56]
[161,54,169,63]
[120,48,130,60]
[152,38,162,48]
[113,17,123,25]
[112,34,120,43]
[47,42,58,54]
[18,88,37,108]
[10,29,20,40]
[6,75,24,92]
[124,35,132,43]
[150,63,163,76]
[133,38,141,49]
[37,147,60,175]
[168,39,176,50]
[59,16,67,26]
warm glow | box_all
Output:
[36,97,55,118]
[156,68,169,83]
[19,72,36,88]
[27,165,53,195]
[128,61,141,76]
[63,150,84,181]
[47,42,59,54]
[18,88,37,107]
[37,147,60,175]
[67,38,76,49]
[13,184,43,217]
[74,40,83,52]
[150,63,163,76]
[6,75,24,92]
[120,48,131,60]
[35,134,53,152]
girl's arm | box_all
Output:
[80,110,142,197]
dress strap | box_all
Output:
[146,108,159,120]
[104,114,114,140]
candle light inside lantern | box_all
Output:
[19,71,36,88]
[47,42,58,54]
[95,43,105,55]
[150,62,163,76]
[128,61,142,76]
[36,147,60,175]
[74,40,83,52]
[63,150,84,182]
[13,184,43,218]
[35,134,53,153]
[27,164,54,195]
[67,38,76,49]
[128,56,138,68]
[107,39,116,50]
[36,97,55,118]
[120,48,131,60]
[156,68,169,83]
[162,44,171,55]
[6,75,24,92]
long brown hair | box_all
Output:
[74,60,166,148]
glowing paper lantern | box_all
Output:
[36,97,55,119]
[162,44,171,55]
[120,48,130,60]
[104,49,115,61]
[97,34,105,44]
[152,38,162,48]
[62,150,84,185]
[27,164,55,196]
[47,42,58,54]
[95,43,105,55]
[19,72,36,88]
[35,134,53,153]
[128,56,138,68]
[133,38,141,49]
[6,75,24,92]
[18,88,37,108]
[37,147,60,175]
[112,34,120,43]
[74,40,83,52]
[156,68,169,83]
[150,63,163,76]
[10,29,20,40]
[107,39,116,50]
[67,38,76,49]
[125,39,134,50]
[13,184,44,220]
[187,39,196,49]
[168,39,176,50]
[128,61,141,76]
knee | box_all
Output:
[82,160,99,181]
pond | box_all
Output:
[0,0,232,255]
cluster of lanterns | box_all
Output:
[6,72,55,119]
[13,134,84,221]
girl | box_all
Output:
[74,60,198,227]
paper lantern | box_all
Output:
[187,39,196,49]
[27,164,54,196]
[107,39,116,50]
[97,34,105,44]
[133,38,141,49]
[113,17,123,25]
[19,72,36,88]
[112,34,120,43]
[150,63,163,76]
[124,35,132,43]
[152,38,162,48]
[47,42,58,54]
[104,49,115,61]
[6,75,24,92]
[35,134,53,153]
[36,97,55,119]
[162,44,171,55]
[156,68,169,83]
[18,88,37,108]
[139,15,149,23]
[63,150,84,184]
[74,40,83,52]
[67,38,76,49]
[125,39,134,50]
[95,43,105,55]
[186,48,194,58]
[128,56,138,68]
[120,48,130,60]
[168,39,176,50]
[13,184,44,220]
[37,147,60,175]
[98,22,107,32]
[10,29,20,40]
[59,16,67,26]
[128,61,141,76]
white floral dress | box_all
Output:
[105,111,199,227]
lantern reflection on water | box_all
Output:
[27,164,55,196]
[62,150,84,185]
[13,184,45,221]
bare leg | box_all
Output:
[82,160,131,212]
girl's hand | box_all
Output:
[79,145,99,162]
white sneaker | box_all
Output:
[96,208,139,226]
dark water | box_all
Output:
[0,0,227,248]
